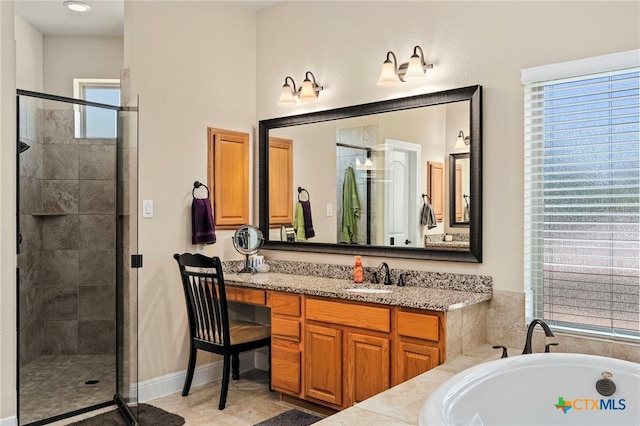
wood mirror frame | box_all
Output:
[258,85,482,262]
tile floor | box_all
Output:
[147,369,326,425]
[19,355,115,425]
[45,369,326,425]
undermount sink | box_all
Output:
[345,288,393,294]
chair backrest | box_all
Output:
[173,253,231,347]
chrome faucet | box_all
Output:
[371,262,393,285]
[522,319,556,354]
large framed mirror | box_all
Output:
[258,85,482,262]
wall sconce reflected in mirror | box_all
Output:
[355,157,374,171]
[455,131,471,149]
[277,71,324,106]
[377,45,434,86]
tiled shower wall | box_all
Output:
[18,100,116,367]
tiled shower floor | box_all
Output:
[19,355,115,425]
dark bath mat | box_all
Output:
[67,403,185,426]
[254,408,323,426]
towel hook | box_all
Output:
[297,187,310,201]
[422,193,431,203]
[193,181,210,199]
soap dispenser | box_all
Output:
[353,256,364,283]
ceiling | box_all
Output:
[14,0,279,37]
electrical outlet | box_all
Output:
[326,203,333,217]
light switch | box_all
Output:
[143,200,154,218]
[326,203,333,217]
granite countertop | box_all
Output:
[225,272,491,312]
[316,344,514,425]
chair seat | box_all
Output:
[229,320,271,346]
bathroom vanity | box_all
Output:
[224,267,491,411]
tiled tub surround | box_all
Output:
[223,259,492,360]
[315,344,512,425]
[488,289,640,364]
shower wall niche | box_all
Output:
[18,98,116,367]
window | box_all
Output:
[73,78,120,138]
[522,51,639,340]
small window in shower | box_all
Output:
[73,78,120,138]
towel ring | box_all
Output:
[297,187,310,201]
[193,181,210,199]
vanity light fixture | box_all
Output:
[63,1,91,12]
[277,72,324,106]
[277,76,298,106]
[455,131,471,149]
[377,45,434,86]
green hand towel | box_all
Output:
[294,201,306,241]
[341,166,361,243]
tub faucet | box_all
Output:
[371,262,392,285]
[522,319,556,355]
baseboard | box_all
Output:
[138,351,255,403]
[0,416,17,426]
[255,349,270,372]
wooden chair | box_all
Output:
[173,253,271,410]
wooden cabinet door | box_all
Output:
[269,137,293,227]
[395,341,440,385]
[455,163,463,221]
[305,324,342,406]
[346,333,390,405]
[427,161,444,222]
[207,128,249,229]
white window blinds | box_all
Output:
[523,52,640,339]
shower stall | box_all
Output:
[16,90,139,425]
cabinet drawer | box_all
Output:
[226,286,266,306]
[306,299,390,333]
[272,345,301,394]
[272,317,300,342]
[271,292,301,317]
[397,311,439,341]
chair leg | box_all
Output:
[231,353,240,380]
[219,354,231,410]
[182,344,197,397]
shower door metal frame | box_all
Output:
[15,89,139,426]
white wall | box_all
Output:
[255,1,640,293]
[14,15,42,92]
[44,35,123,98]
[0,1,17,422]
[124,0,257,382]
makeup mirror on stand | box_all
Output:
[232,224,264,274]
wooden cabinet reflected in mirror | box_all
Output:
[258,85,482,262]
[269,137,293,227]
[449,153,470,227]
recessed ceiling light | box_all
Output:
[63,1,91,12]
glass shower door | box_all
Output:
[114,93,139,425]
